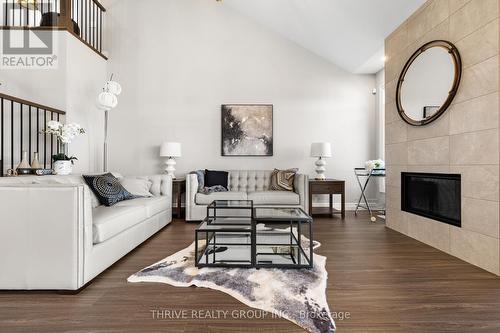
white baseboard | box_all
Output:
[174,201,381,211]
[312,201,380,211]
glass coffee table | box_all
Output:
[195,200,313,269]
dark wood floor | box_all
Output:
[1,213,500,333]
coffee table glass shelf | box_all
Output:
[195,200,313,269]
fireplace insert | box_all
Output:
[401,172,461,227]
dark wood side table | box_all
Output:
[309,179,345,219]
[172,178,186,219]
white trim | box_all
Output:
[312,201,379,211]
[175,201,381,211]
[172,199,378,211]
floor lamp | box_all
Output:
[97,76,121,172]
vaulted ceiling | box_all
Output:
[223,0,426,74]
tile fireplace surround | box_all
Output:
[385,0,500,275]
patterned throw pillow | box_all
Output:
[270,168,298,191]
[199,185,228,195]
[83,173,137,207]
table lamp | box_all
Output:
[310,142,332,180]
[160,142,182,178]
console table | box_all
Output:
[309,179,345,219]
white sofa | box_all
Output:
[0,173,172,290]
[186,170,309,221]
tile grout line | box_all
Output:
[451,91,499,107]
[461,53,499,71]
[458,226,500,241]
[449,0,473,15]
[452,16,498,45]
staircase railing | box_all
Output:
[0,92,66,176]
[1,0,107,59]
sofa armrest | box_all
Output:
[186,173,199,219]
[0,184,88,290]
[158,174,173,197]
[294,173,309,213]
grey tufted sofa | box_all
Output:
[186,170,309,221]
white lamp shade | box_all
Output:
[96,91,118,111]
[106,80,122,96]
[160,142,182,157]
[310,142,332,158]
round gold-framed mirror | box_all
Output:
[396,40,462,126]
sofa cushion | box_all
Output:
[120,178,153,197]
[92,205,147,244]
[195,191,247,205]
[115,196,169,218]
[247,191,300,205]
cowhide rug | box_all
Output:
[128,232,335,333]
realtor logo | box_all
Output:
[1,1,58,69]
[3,29,53,55]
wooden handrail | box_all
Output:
[67,29,108,60]
[0,93,66,115]
[91,0,106,12]
[60,0,74,33]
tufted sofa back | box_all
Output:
[228,170,274,192]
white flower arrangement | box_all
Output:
[365,159,385,171]
[44,121,85,144]
[42,121,85,163]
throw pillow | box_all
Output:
[189,170,205,192]
[83,172,123,207]
[204,169,229,190]
[270,168,298,191]
[199,185,228,195]
[83,173,137,207]
[120,178,153,197]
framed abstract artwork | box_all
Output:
[221,104,273,156]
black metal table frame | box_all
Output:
[253,215,313,269]
[195,203,313,269]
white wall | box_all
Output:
[106,0,378,204]
[64,36,108,173]
[0,31,107,173]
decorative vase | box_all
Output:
[16,150,32,175]
[31,152,42,172]
[53,160,73,175]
